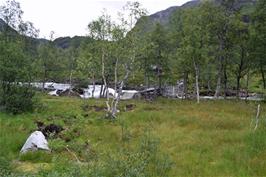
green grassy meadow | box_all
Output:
[1,95,266,176]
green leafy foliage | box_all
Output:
[0,0,38,114]
[0,85,36,114]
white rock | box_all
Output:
[120,90,139,100]
[20,131,50,153]
[48,90,59,96]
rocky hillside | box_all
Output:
[0,18,6,31]
[0,18,18,34]
[53,36,88,49]
[136,0,256,33]
[147,0,200,26]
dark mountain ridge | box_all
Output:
[0,18,88,49]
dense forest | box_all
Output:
[0,0,265,114]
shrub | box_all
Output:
[0,85,37,114]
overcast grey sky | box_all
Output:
[0,0,190,38]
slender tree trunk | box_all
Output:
[215,39,225,99]
[42,81,45,92]
[236,51,244,99]
[207,80,211,92]
[158,74,162,96]
[42,69,47,92]
[183,72,188,99]
[223,63,228,99]
[110,52,134,118]
[193,60,200,104]
[100,79,103,98]
[260,63,266,89]
[102,86,106,97]
[105,77,109,98]
[206,64,212,92]
[68,69,73,95]
[236,76,241,99]
[214,59,222,98]
[112,65,130,118]
[111,58,118,117]
[101,50,110,113]
[144,58,149,88]
[245,70,250,101]
[92,74,95,98]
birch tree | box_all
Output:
[87,10,112,111]
[76,39,101,98]
[107,2,147,118]
[178,6,209,103]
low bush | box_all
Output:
[0,85,37,114]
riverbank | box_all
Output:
[31,82,265,101]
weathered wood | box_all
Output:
[65,146,81,164]
[254,104,261,131]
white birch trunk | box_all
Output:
[101,50,110,112]
[214,61,222,99]
[92,74,95,98]
[68,70,73,95]
[193,59,200,104]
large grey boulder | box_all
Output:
[20,131,50,153]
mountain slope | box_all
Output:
[53,36,89,49]
[148,0,200,26]
[135,0,256,33]
[0,18,89,49]
[0,18,6,32]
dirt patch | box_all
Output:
[35,121,64,138]
[59,127,81,143]
[124,104,136,111]
[82,104,106,112]
[92,105,106,112]
[83,113,89,118]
